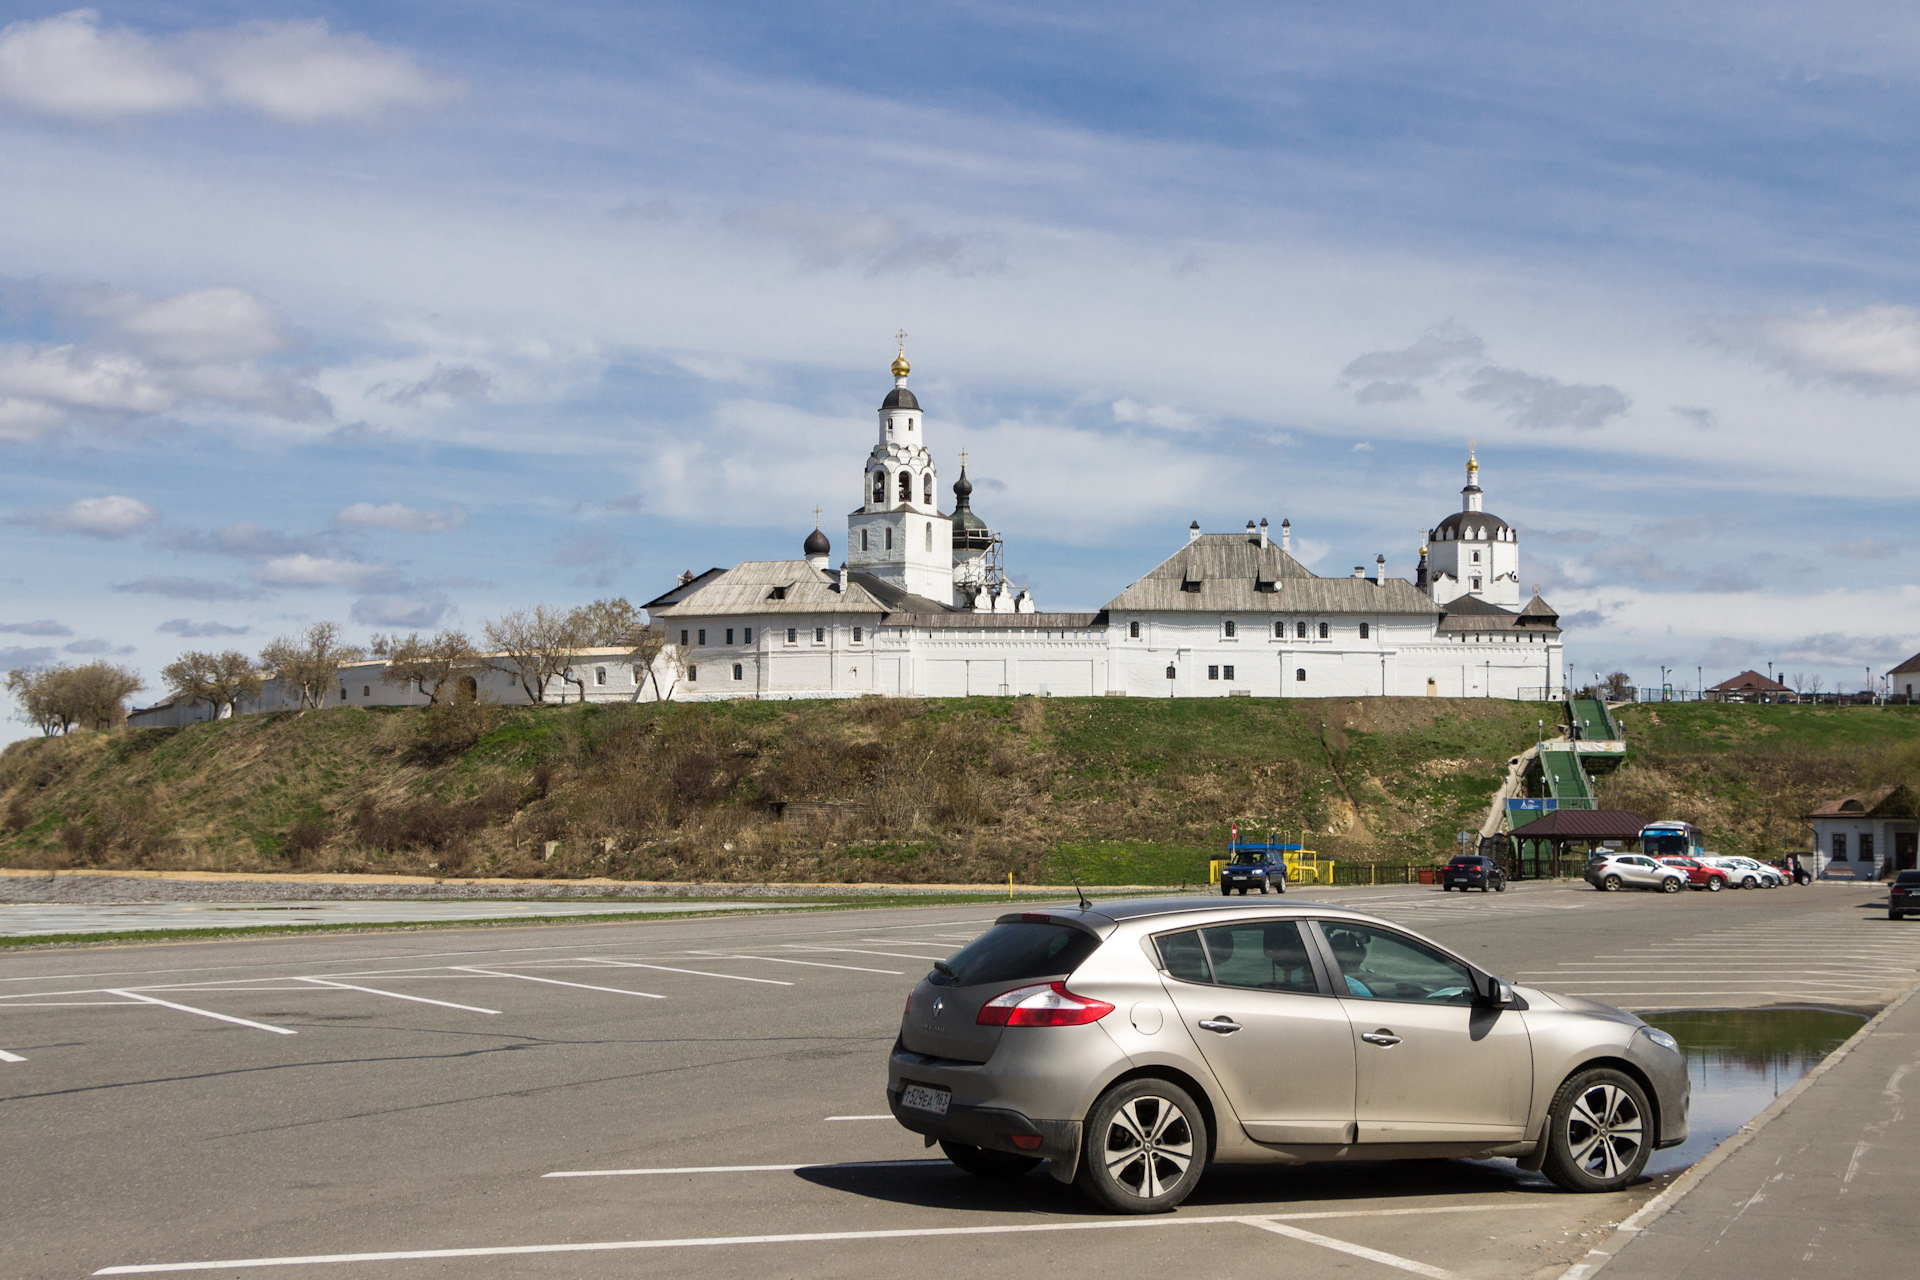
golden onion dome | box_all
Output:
[891,350,911,378]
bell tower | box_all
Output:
[1424,445,1522,606]
[846,335,953,600]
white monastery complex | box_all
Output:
[132,346,1566,726]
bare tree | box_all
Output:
[481,607,579,703]
[260,622,365,711]
[161,650,266,720]
[1601,671,1633,701]
[625,620,679,701]
[567,598,642,646]
[7,667,77,735]
[380,630,483,705]
[4,664,136,734]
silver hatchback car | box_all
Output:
[888,897,1688,1213]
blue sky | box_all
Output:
[3,2,1918,739]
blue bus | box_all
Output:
[1639,820,1706,859]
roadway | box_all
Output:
[2,880,1913,1280]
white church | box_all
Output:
[643,348,1563,702]
[129,347,1565,727]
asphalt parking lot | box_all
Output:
[4,880,1915,1280]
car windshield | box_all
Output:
[1230,853,1267,865]
[930,921,1101,987]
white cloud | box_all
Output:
[158,618,250,637]
[723,205,1004,276]
[350,591,449,628]
[0,283,326,440]
[333,502,466,533]
[1111,399,1202,431]
[0,644,59,667]
[253,554,391,588]
[63,637,134,655]
[1461,366,1632,430]
[0,10,202,119]
[14,494,159,537]
[1339,322,1486,403]
[0,11,453,123]
[1705,305,1920,393]
[382,363,493,405]
[0,619,72,636]
[111,576,264,601]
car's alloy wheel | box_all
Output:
[940,1140,1041,1179]
[1602,874,1622,892]
[1495,880,1506,892]
[1741,875,1758,889]
[1075,1079,1207,1213]
[1541,1068,1652,1193]
[1707,877,1724,892]
[1660,876,1682,893]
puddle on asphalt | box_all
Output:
[1639,1007,1866,1176]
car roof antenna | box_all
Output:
[1072,878,1091,910]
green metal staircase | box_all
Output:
[1537,747,1596,808]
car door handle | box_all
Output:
[1197,1018,1241,1035]
[1361,1030,1401,1047]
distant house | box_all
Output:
[1890,652,1920,702]
[1709,670,1790,701]
[1806,784,1918,880]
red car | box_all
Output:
[1658,857,1729,891]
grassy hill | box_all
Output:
[4,697,1915,885]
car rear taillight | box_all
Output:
[1009,1134,1043,1151]
[976,981,1115,1027]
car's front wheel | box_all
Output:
[1075,1078,1207,1213]
[1602,874,1622,892]
[1494,879,1506,892]
[1706,876,1724,892]
[1741,875,1758,889]
[1540,1068,1653,1193]
[940,1140,1041,1179]
[1220,885,1231,897]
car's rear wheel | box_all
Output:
[1075,1078,1207,1213]
[1495,880,1506,892]
[1892,910,1905,921]
[1602,874,1622,892]
[1706,876,1724,892]
[1741,875,1758,889]
[939,1140,1041,1179]
[1220,885,1231,897]
[1540,1068,1652,1193]
[1660,876,1682,894]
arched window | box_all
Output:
[1296,621,1307,639]
[1272,622,1283,639]
[1359,623,1370,639]
[925,522,933,551]
[732,663,743,681]
[884,526,893,550]
[923,473,933,504]
[1223,620,1236,638]
[872,471,885,503]
[595,667,606,685]
[861,528,869,551]
[1318,622,1329,639]
[1129,621,1140,638]
[1296,668,1307,682]
[899,471,912,502]
[1165,665,1177,680]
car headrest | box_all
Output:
[1261,928,1307,966]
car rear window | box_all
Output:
[931,921,1101,987]
[1896,871,1920,887]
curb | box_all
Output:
[1555,973,1920,1280]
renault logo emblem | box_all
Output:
[932,997,945,1019]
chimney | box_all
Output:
[1280,518,1291,553]
[1259,517,1269,549]
[1375,553,1386,584]
[1188,520,1201,544]
[1353,565,1366,579]
[1245,519,1257,542]
[834,565,846,593]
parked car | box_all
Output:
[1656,857,1728,892]
[1220,852,1286,896]
[1585,853,1687,893]
[1768,856,1814,886]
[1890,870,1920,920]
[889,900,1690,1212]
[1705,857,1784,889]
[1442,855,1507,892]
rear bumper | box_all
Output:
[886,1088,1083,1173]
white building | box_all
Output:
[129,348,1568,726]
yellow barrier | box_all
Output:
[1283,851,1333,885]
[1208,859,1226,885]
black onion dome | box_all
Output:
[881,386,920,411]
[1431,510,1512,540]
[952,468,972,499]
[803,527,831,555]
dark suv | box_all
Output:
[1891,870,1920,920]
[1220,854,1285,895]
[1442,855,1506,893]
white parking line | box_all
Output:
[1242,1217,1453,1279]
[105,991,297,1035]
[447,967,664,999]
[0,1048,25,1062]
[698,953,903,975]
[576,958,792,986]
[785,946,945,961]
[544,1159,945,1178]
[90,1204,1540,1275]
[292,977,500,1015]
[824,1115,893,1121]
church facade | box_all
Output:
[644,351,1565,702]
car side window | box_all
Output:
[1197,921,1319,994]
[1155,929,1213,984]
[1318,922,1476,1005]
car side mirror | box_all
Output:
[1495,980,1516,1007]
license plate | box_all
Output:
[901,1084,951,1116]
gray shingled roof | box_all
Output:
[846,571,954,614]
[651,561,888,617]
[1104,534,1440,615]
[1437,592,1562,633]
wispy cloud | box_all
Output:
[158,618,251,637]
[12,495,159,538]
[1705,306,1920,393]
[333,502,466,533]
[0,619,72,636]
[1461,367,1631,431]
[111,576,267,602]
